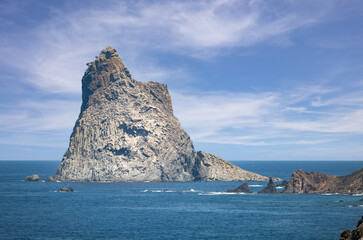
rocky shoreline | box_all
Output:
[25,167,362,195]
[227,168,363,195]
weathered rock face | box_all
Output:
[55,47,195,182]
[340,216,363,240]
[258,177,277,193]
[194,151,269,181]
[54,46,271,182]
[227,183,251,193]
[283,168,363,194]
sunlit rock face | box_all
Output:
[194,151,269,181]
[54,46,269,182]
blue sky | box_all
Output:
[0,0,363,161]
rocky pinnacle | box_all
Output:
[54,46,270,182]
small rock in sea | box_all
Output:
[339,200,344,202]
[359,199,363,202]
[227,183,251,193]
[57,187,74,192]
[24,174,40,181]
[46,176,55,182]
[258,177,277,193]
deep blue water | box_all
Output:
[0,160,362,240]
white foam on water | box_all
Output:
[141,189,175,193]
[180,189,201,193]
[276,186,284,189]
[346,205,363,208]
[249,185,263,187]
[199,192,246,195]
[352,193,363,196]
[152,190,176,193]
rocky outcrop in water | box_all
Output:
[57,187,74,192]
[258,177,277,193]
[283,168,363,194]
[54,46,270,182]
[25,174,40,181]
[227,183,251,193]
[340,216,363,240]
[46,176,55,182]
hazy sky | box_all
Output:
[1,0,363,161]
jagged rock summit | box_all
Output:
[54,46,270,182]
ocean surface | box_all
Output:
[0,160,362,240]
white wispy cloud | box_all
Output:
[172,82,363,146]
[0,0,332,94]
[0,99,80,133]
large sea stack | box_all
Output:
[54,46,270,182]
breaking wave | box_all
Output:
[347,205,363,208]
[141,189,176,193]
[198,192,247,195]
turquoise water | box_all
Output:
[0,161,362,239]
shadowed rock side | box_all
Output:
[258,177,277,193]
[54,46,271,182]
[227,183,251,193]
[340,216,363,240]
[194,151,269,181]
[283,168,363,194]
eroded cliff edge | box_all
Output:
[54,46,270,182]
